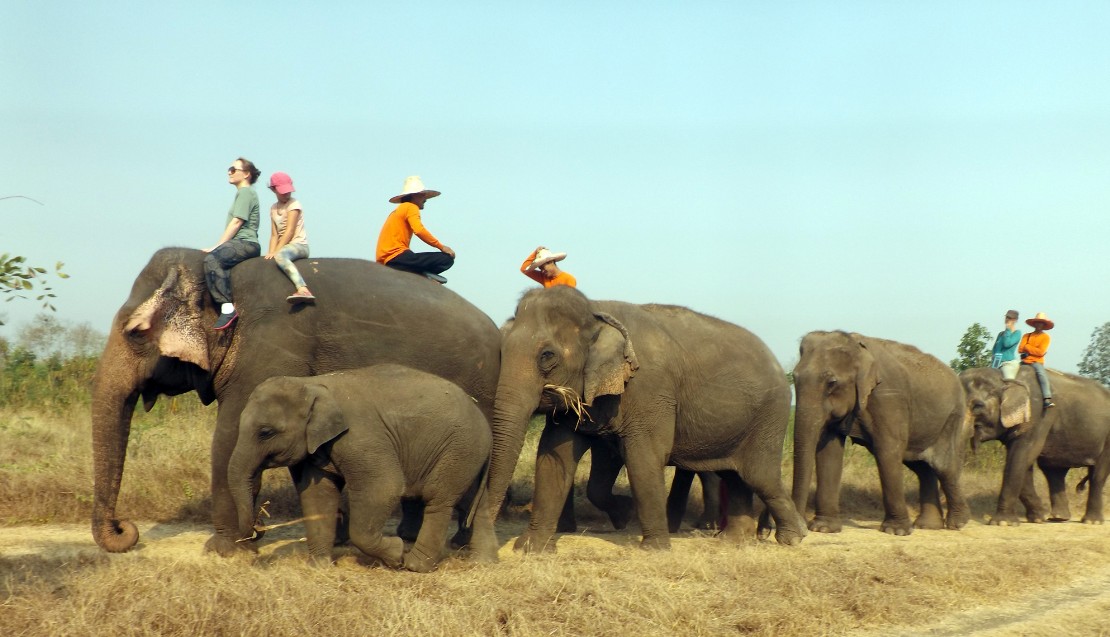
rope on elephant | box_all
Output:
[543,384,592,427]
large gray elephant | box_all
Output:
[961,365,1110,525]
[91,248,499,554]
[792,331,971,535]
[486,286,803,551]
[229,366,496,572]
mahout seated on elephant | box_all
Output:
[961,365,1110,526]
[91,248,499,555]
[792,331,971,535]
[485,286,804,552]
[229,365,496,572]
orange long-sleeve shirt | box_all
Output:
[375,202,443,264]
[520,250,577,288]
[1019,331,1051,365]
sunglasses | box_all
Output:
[228,166,245,174]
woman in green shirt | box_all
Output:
[203,157,262,330]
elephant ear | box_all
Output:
[855,340,881,415]
[122,265,212,371]
[584,312,639,406]
[303,384,349,454]
[1000,382,1032,429]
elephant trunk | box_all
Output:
[228,448,261,539]
[90,339,141,553]
[791,400,825,516]
[486,381,542,518]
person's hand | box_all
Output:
[263,252,276,260]
[202,246,215,253]
[441,245,456,259]
[536,245,546,252]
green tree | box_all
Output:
[0,253,68,323]
[1078,322,1110,386]
[950,322,993,372]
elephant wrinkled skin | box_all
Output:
[229,366,496,572]
[90,248,499,554]
[792,331,971,535]
[961,365,1110,526]
[486,286,803,552]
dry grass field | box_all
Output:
[2,400,1110,636]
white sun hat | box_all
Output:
[532,248,567,268]
[389,175,441,204]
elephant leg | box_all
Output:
[719,472,756,543]
[667,468,696,533]
[556,488,577,533]
[514,424,589,553]
[396,499,424,543]
[293,464,344,564]
[467,489,500,564]
[810,430,846,533]
[1016,466,1046,523]
[933,462,970,530]
[449,497,475,549]
[404,502,451,573]
[738,464,806,547]
[907,461,944,530]
[697,472,723,531]
[346,477,405,568]
[205,395,253,556]
[874,442,913,536]
[620,434,671,549]
[1041,466,1072,522]
[1082,457,1109,525]
[993,436,1047,526]
[586,442,634,531]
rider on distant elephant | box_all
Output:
[376,176,455,284]
[520,246,576,288]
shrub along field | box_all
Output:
[2,373,1110,635]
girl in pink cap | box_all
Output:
[265,171,314,303]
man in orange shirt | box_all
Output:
[520,246,576,288]
[376,176,455,283]
[1019,312,1055,409]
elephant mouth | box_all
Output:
[542,384,590,424]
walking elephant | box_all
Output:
[961,365,1110,525]
[485,286,804,552]
[91,248,499,554]
[792,331,971,535]
[229,366,496,571]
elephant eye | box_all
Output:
[538,348,559,373]
[258,426,277,440]
[825,378,838,394]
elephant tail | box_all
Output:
[1077,472,1091,494]
[465,459,491,528]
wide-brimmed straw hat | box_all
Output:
[1025,312,1054,330]
[389,175,441,204]
[532,248,567,268]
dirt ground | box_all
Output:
[3,518,1109,636]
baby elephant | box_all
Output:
[229,364,496,572]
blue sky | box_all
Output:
[4,2,1109,373]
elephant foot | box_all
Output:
[449,524,473,550]
[988,512,1021,527]
[513,532,557,553]
[945,510,971,530]
[1025,512,1047,524]
[639,535,671,550]
[773,526,805,546]
[607,496,635,530]
[402,546,438,573]
[880,517,913,536]
[1081,514,1105,525]
[913,514,944,530]
[469,546,499,564]
[1048,508,1071,522]
[807,516,842,534]
[307,552,334,568]
[204,534,257,557]
[374,536,405,568]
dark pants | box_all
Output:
[204,240,260,305]
[385,250,454,276]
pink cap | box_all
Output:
[269,172,294,195]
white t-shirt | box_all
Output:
[270,199,308,245]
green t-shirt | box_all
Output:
[226,187,260,244]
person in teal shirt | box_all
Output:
[990,309,1022,379]
[203,157,261,330]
